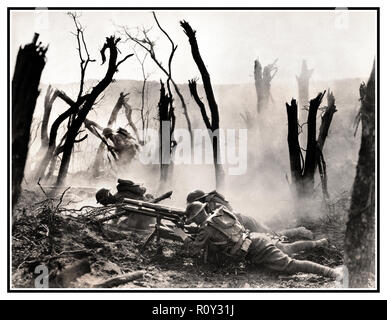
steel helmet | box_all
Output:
[186,189,207,204]
[102,127,113,137]
[185,201,207,223]
[96,188,111,204]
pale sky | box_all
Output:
[11,9,377,85]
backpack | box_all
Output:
[116,179,146,196]
[206,206,251,257]
[207,207,245,244]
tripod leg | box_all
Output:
[142,228,157,250]
[156,217,162,254]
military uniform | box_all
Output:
[96,179,155,230]
[187,190,313,239]
[184,204,336,278]
[104,127,139,166]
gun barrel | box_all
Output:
[97,198,186,225]
[122,204,181,221]
[121,198,185,216]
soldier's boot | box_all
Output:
[285,260,338,279]
[276,238,328,255]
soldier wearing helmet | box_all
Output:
[102,127,139,167]
[185,189,313,239]
[102,127,114,139]
[95,179,155,230]
[95,188,116,206]
[174,202,344,281]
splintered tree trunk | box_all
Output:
[56,36,130,186]
[123,99,140,142]
[344,62,375,288]
[302,93,321,194]
[181,20,225,190]
[41,85,59,148]
[254,58,278,114]
[316,90,337,200]
[317,90,337,151]
[286,99,303,196]
[285,92,327,198]
[32,85,60,175]
[158,81,173,184]
[296,60,313,108]
[12,33,47,209]
[33,91,76,181]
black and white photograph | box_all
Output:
[7,4,379,295]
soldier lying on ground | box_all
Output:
[173,202,345,282]
[96,179,155,230]
[186,190,313,239]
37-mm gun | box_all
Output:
[97,195,197,251]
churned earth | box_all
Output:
[11,188,346,289]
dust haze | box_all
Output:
[14,9,375,225]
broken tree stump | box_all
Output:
[181,20,225,190]
[344,62,375,288]
[285,91,331,199]
[12,33,47,210]
[254,57,278,114]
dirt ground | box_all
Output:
[11,188,347,289]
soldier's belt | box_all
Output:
[229,233,251,256]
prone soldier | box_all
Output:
[173,202,345,281]
[95,179,157,230]
[186,189,314,240]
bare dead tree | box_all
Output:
[254,57,278,114]
[344,62,375,288]
[122,97,140,142]
[29,118,42,149]
[286,90,336,199]
[34,89,78,181]
[133,48,150,144]
[12,33,47,210]
[41,85,60,148]
[286,98,303,196]
[121,12,193,146]
[45,90,117,178]
[181,20,225,190]
[108,93,130,128]
[316,89,337,199]
[158,81,174,184]
[41,13,133,186]
[29,85,61,176]
[296,60,314,108]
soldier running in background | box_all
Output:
[174,202,345,281]
[102,127,140,167]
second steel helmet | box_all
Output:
[185,201,207,223]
